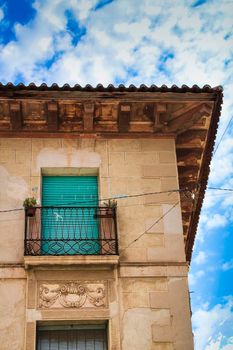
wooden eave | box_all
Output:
[0,83,223,262]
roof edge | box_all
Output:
[0,82,223,93]
[185,87,223,262]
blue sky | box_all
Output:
[0,0,233,348]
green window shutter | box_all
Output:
[42,176,98,207]
[41,176,99,255]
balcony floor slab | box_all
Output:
[24,255,119,269]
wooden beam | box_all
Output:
[152,103,166,132]
[9,101,22,130]
[176,148,202,160]
[167,103,212,133]
[143,103,155,122]
[177,157,199,166]
[170,102,200,120]
[177,130,207,144]
[179,170,198,180]
[47,101,58,131]
[83,103,94,131]
[118,103,131,132]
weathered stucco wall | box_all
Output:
[0,138,184,263]
[0,137,193,349]
[0,270,26,350]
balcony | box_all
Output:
[24,206,118,256]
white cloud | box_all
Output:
[0,0,101,83]
[209,152,233,185]
[205,334,233,350]
[194,251,207,265]
[206,214,228,230]
[192,298,233,350]
[188,270,205,286]
[198,211,228,230]
[221,345,233,350]
[196,212,228,243]
[0,0,232,88]
[188,273,196,286]
[222,259,233,271]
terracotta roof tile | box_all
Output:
[0,82,223,93]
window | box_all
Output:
[41,175,99,255]
[37,324,107,350]
[25,172,118,256]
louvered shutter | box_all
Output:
[41,176,99,255]
[42,176,98,207]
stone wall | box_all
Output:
[0,137,193,349]
[0,268,26,350]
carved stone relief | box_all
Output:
[38,281,107,309]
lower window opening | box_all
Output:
[36,322,108,350]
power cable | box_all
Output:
[0,208,24,213]
[0,188,186,213]
[207,186,233,192]
[120,201,180,253]
[0,186,233,214]
[45,188,184,207]
[213,114,233,156]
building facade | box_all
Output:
[0,84,222,350]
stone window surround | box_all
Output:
[36,321,108,349]
[26,319,111,350]
[39,166,100,204]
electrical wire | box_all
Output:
[207,186,233,192]
[213,114,233,156]
[0,208,24,213]
[0,186,233,214]
[0,188,186,213]
[44,188,184,207]
[120,201,180,253]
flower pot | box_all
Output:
[94,208,114,219]
[25,207,37,217]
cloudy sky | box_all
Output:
[0,0,233,349]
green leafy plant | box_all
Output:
[103,199,117,209]
[23,197,37,208]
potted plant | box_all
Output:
[103,199,117,213]
[95,199,117,219]
[23,197,37,217]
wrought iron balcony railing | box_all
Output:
[24,207,118,256]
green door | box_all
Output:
[41,176,99,255]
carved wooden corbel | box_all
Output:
[83,103,94,131]
[118,103,131,132]
[9,101,22,130]
[154,103,167,131]
[47,101,58,131]
[143,103,155,121]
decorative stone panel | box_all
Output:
[38,281,107,309]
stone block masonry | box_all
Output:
[0,137,193,350]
